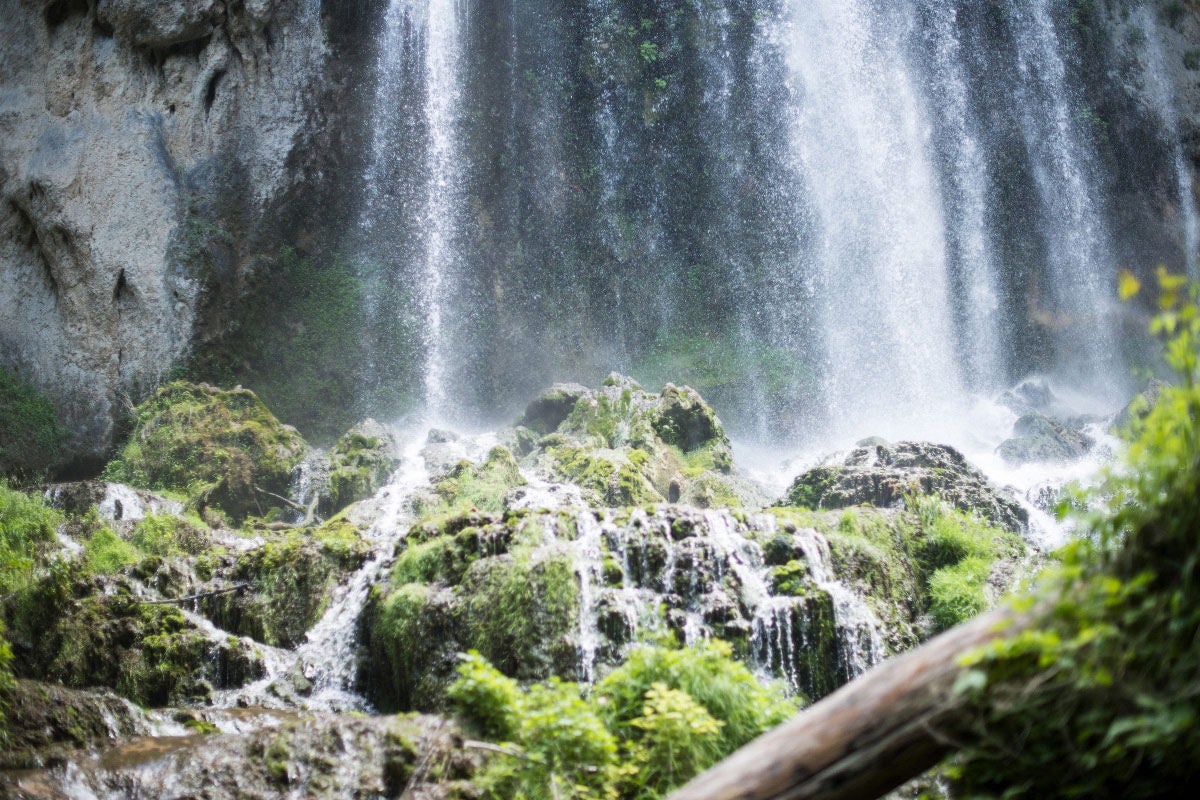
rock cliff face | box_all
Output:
[0,0,365,466]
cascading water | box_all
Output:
[1002,0,1125,401]
[780,0,967,441]
[360,0,466,422]
[1132,6,1200,280]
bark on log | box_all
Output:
[666,607,1032,800]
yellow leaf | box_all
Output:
[1118,269,1141,301]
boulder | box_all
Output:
[780,442,1027,533]
[996,413,1094,466]
[103,382,306,523]
[319,419,401,516]
[1113,378,1171,431]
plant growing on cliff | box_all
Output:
[946,271,1200,796]
[0,368,65,482]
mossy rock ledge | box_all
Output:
[318,418,402,516]
[104,381,307,523]
[511,374,765,509]
[780,441,1028,534]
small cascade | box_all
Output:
[563,506,886,699]
[218,434,435,711]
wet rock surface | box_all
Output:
[0,712,486,800]
[781,441,1029,534]
[996,413,1095,466]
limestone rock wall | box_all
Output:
[0,0,332,465]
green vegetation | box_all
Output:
[323,422,399,515]
[946,273,1200,796]
[82,526,140,575]
[424,447,527,519]
[0,619,13,743]
[449,639,797,800]
[0,483,61,596]
[186,247,417,442]
[104,381,306,523]
[366,512,580,711]
[0,367,65,482]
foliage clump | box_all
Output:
[104,381,306,523]
[0,483,62,597]
[947,272,1200,796]
[0,367,65,482]
[449,639,797,800]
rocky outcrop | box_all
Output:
[781,441,1028,534]
[997,413,1095,466]
[0,0,336,464]
[0,711,487,799]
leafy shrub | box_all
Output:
[0,368,65,482]
[83,526,140,575]
[449,639,798,800]
[948,272,1200,796]
[0,483,61,596]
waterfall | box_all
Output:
[917,0,1004,393]
[780,0,966,441]
[1132,6,1200,280]
[353,0,1191,442]
[1003,0,1124,400]
[360,0,466,422]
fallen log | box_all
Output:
[666,607,1032,800]
[140,583,251,605]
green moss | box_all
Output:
[0,368,65,482]
[323,424,399,515]
[104,381,306,523]
[425,447,526,521]
[461,551,579,680]
[7,575,260,707]
[205,524,368,648]
[0,483,61,596]
[83,527,140,575]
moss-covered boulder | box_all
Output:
[201,518,370,648]
[0,366,66,481]
[104,382,307,523]
[515,375,756,510]
[780,441,1027,533]
[362,511,580,712]
[319,419,401,516]
[5,567,264,707]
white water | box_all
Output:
[1132,6,1200,280]
[781,0,967,440]
[1005,0,1124,400]
[217,432,435,712]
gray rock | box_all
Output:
[517,382,591,434]
[996,413,1094,466]
[781,441,1028,533]
[0,0,328,461]
[1113,379,1171,431]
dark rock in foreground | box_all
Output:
[0,712,485,800]
[781,441,1028,533]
